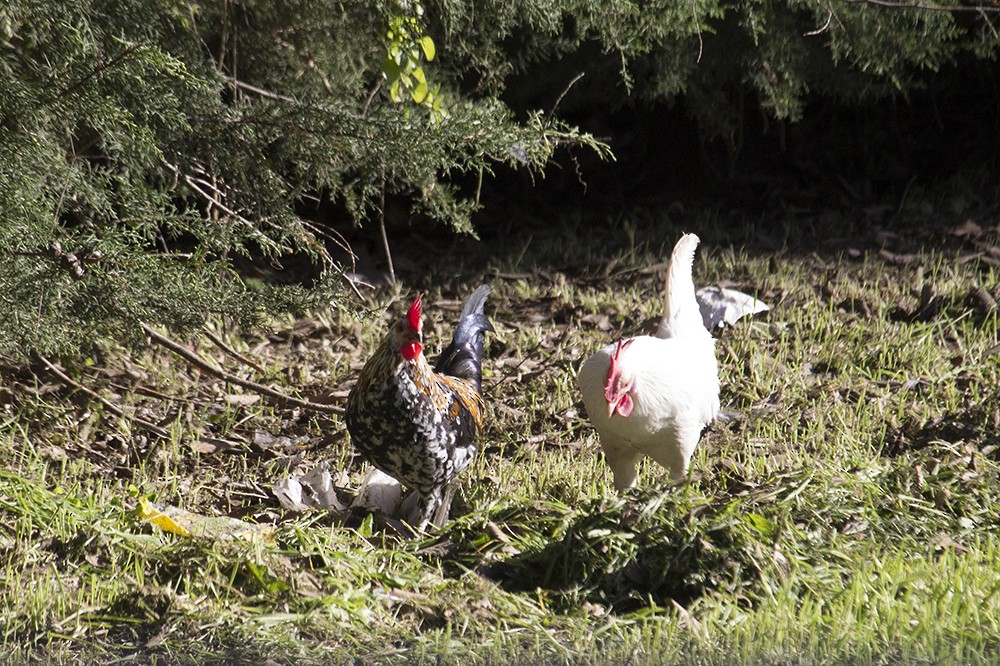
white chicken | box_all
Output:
[578,233,720,491]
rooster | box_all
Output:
[345,285,493,530]
[578,234,720,491]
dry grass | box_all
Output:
[2,197,1000,664]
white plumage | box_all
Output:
[578,233,720,491]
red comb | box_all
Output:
[605,338,633,386]
[406,293,423,332]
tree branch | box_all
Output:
[38,354,172,440]
[544,72,586,131]
[844,0,1000,13]
[204,329,268,374]
[140,323,344,415]
[59,42,144,99]
[378,171,396,285]
[38,355,247,451]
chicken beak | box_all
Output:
[606,399,617,419]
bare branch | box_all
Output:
[162,160,256,228]
[59,42,143,99]
[692,0,705,63]
[544,72,586,131]
[301,219,356,267]
[38,355,251,451]
[226,76,298,103]
[805,5,835,35]
[979,6,1000,36]
[141,323,345,415]
[204,329,268,374]
[363,79,384,116]
[844,0,1000,13]
[378,172,396,285]
[38,354,170,439]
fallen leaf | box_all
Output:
[225,393,260,407]
[138,496,276,545]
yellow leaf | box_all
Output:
[139,497,192,537]
[418,36,435,62]
[137,497,276,546]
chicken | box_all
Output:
[578,234,720,491]
[345,285,493,530]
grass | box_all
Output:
[2,199,1000,664]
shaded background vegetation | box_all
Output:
[1,0,998,360]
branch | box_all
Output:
[226,76,297,103]
[38,355,246,451]
[59,42,144,99]
[544,72,586,131]
[804,3,835,36]
[38,355,171,440]
[162,160,255,228]
[377,172,396,285]
[204,329,268,374]
[301,219,356,267]
[141,323,344,415]
[692,0,705,62]
[844,0,1000,13]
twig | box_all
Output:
[141,323,345,415]
[342,269,368,300]
[979,6,1000,37]
[804,3,835,35]
[226,76,297,103]
[301,219,356,267]
[692,0,704,62]
[38,355,247,450]
[185,176,251,226]
[161,161,250,226]
[378,171,396,284]
[844,0,1000,12]
[486,340,545,392]
[37,355,171,439]
[544,72,586,131]
[204,329,268,374]
[363,80,384,116]
[59,42,143,99]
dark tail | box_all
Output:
[434,284,493,391]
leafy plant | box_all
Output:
[383,0,446,120]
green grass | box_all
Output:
[2,202,1000,664]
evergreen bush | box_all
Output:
[1,0,994,359]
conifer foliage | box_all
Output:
[0,0,606,358]
[1,0,995,359]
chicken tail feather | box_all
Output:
[434,285,494,390]
[657,233,710,340]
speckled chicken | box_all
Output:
[578,234,720,490]
[345,285,493,530]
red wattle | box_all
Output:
[401,340,423,361]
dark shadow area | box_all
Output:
[883,404,1000,459]
[432,494,768,615]
[486,50,1000,221]
[293,53,1000,288]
